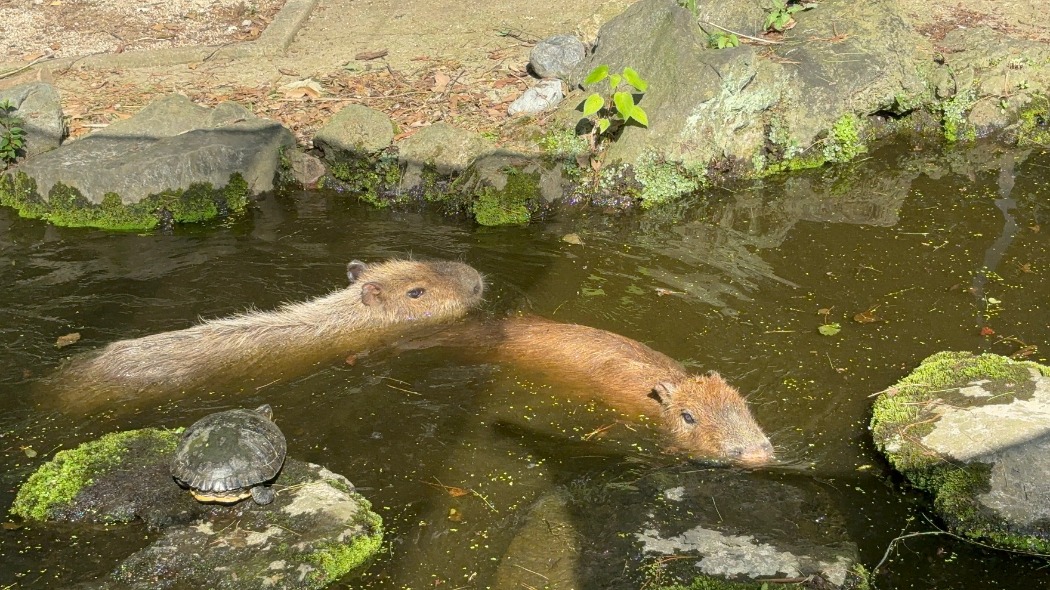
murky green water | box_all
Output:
[2,140,1049,588]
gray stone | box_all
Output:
[508,79,565,116]
[11,93,293,205]
[559,0,928,172]
[0,81,63,157]
[313,103,395,157]
[871,352,1050,553]
[492,491,579,589]
[396,122,491,188]
[286,150,327,187]
[530,34,587,79]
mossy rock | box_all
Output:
[10,427,383,588]
[870,351,1050,554]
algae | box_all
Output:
[307,506,384,584]
[0,170,252,230]
[10,428,180,521]
[471,169,539,226]
[1016,95,1050,147]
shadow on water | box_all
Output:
[1,140,1049,588]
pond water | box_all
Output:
[1,140,1049,588]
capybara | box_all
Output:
[50,258,484,410]
[400,315,773,466]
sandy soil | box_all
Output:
[0,0,1048,148]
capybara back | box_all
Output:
[48,258,484,411]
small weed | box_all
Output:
[765,0,809,33]
[0,100,27,166]
[579,65,650,153]
[708,30,740,49]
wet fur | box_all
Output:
[401,315,773,465]
[50,259,484,410]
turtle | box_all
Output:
[170,404,287,505]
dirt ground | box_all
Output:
[0,0,1048,148]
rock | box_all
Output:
[530,34,587,79]
[559,0,928,174]
[3,93,294,230]
[871,352,1050,554]
[454,151,563,225]
[627,469,859,587]
[313,103,395,157]
[396,122,491,189]
[286,150,327,187]
[508,79,565,116]
[0,81,63,158]
[10,427,383,588]
[491,491,579,589]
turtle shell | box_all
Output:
[170,404,286,503]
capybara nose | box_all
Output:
[728,440,775,466]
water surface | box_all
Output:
[1,140,1048,588]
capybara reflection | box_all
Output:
[52,259,484,410]
[402,315,773,466]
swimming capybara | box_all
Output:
[51,258,484,409]
[400,315,774,466]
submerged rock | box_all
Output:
[871,351,1050,554]
[10,427,382,588]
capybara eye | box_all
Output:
[407,287,426,299]
[681,411,696,425]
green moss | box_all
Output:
[472,169,538,226]
[0,170,252,230]
[938,86,978,143]
[823,113,867,163]
[539,129,588,162]
[1016,95,1050,147]
[326,150,404,207]
[307,506,384,584]
[10,428,179,521]
[631,154,707,209]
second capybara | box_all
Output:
[400,315,774,466]
[51,258,484,410]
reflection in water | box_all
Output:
[0,143,1049,589]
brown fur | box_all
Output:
[402,315,774,466]
[50,259,484,409]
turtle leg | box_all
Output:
[251,485,275,505]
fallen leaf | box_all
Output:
[432,72,450,93]
[818,323,841,336]
[355,49,389,61]
[22,446,37,458]
[853,306,881,323]
[280,79,323,99]
[55,332,81,348]
[980,326,995,336]
[562,233,583,245]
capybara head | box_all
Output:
[346,259,484,322]
[649,371,774,466]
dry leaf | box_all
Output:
[55,332,81,348]
[280,79,323,99]
[432,72,450,93]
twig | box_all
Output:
[0,53,55,80]
[700,21,783,45]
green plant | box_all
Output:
[765,0,805,32]
[580,65,649,151]
[707,30,740,49]
[0,99,26,165]
[677,0,698,18]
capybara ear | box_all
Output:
[361,282,384,306]
[704,370,722,379]
[649,382,677,406]
[347,260,368,283]
[255,404,273,420]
